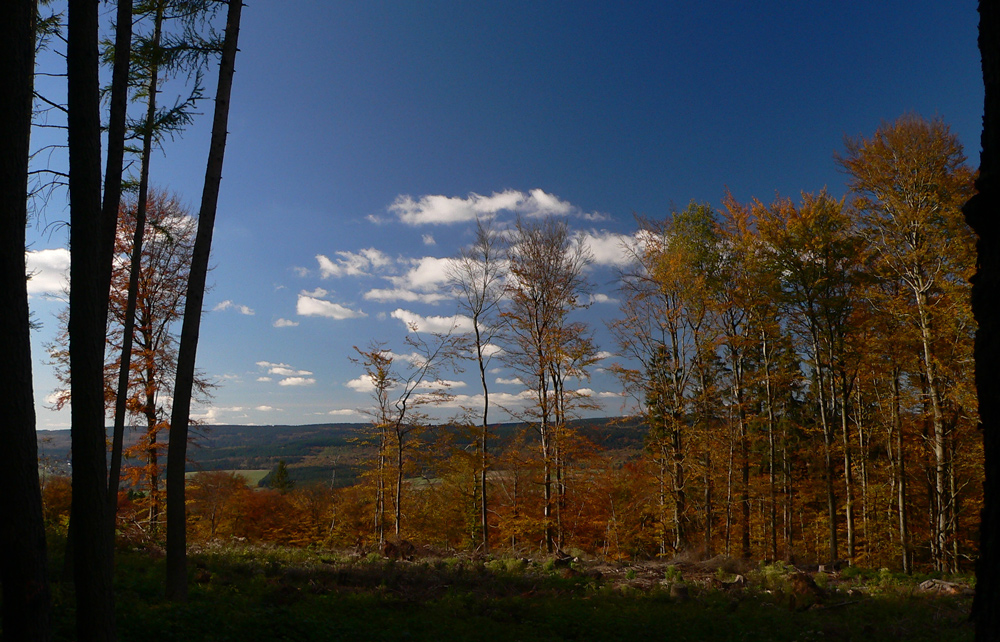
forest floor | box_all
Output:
[42,543,974,641]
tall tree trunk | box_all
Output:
[839,375,855,563]
[475,323,491,552]
[0,2,52,638]
[968,2,1000,636]
[915,290,948,570]
[703,450,713,557]
[109,0,161,532]
[762,331,778,561]
[892,368,911,573]
[165,0,243,601]
[67,0,117,638]
[811,335,839,563]
[103,0,134,537]
[394,428,403,537]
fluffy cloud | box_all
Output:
[590,293,618,305]
[257,361,314,387]
[390,256,458,291]
[316,248,392,278]
[345,376,376,393]
[390,308,473,334]
[422,234,436,246]
[431,390,536,409]
[26,248,70,295]
[386,189,602,225]
[328,408,360,417]
[256,361,313,377]
[273,318,299,327]
[495,376,523,385]
[296,291,366,320]
[576,230,637,267]
[575,388,624,399]
[214,300,255,315]
[255,405,276,411]
[362,255,460,303]
[363,288,449,304]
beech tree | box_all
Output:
[447,216,505,552]
[49,191,208,534]
[353,335,454,545]
[504,216,595,553]
[840,114,976,570]
[756,191,865,565]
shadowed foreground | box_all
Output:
[29,544,974,642]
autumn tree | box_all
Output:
[756,191,866,565]
[504,216,595,553]
[107,0,223,524]
[49,191,208,534]
[110,192,208,531]
[353,334,454,546]
[447,216,505,552]
[0,1,52,638]
[840,114,976,571]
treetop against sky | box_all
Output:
[26,1,983,430]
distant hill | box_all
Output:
[37,417,647,487]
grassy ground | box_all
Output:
[40,545,974,642]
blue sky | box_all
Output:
[26,1,984,430]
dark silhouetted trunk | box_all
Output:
[0,2,52,639]
[67,0,117,639]
[969,3,1000,638]
[165,0,243,601]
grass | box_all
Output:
[36,545,975,642]
[184,469,272,485]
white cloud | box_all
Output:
[595,351,614,360]
[495,376,523,385]
[278,376,316,387]
[296,292,366,320]
[418,379,466,391]
[191,405,246,423]
[577,230,637,267]
[255,405,276,411]
[575,388,624,399]
[256,360,312,377]
[590,293,617,305]
[257,376,273,382]
[422,234,436,246]
[431,389,536,410]
[214,300,255,315]
[386,189,600,225]
[273,318,299,327]
[390,308,473,334]
[328,408,360,417]
[26,248,70,295]
[316,248,392,278]
[389,256,459,291]
[520,188,573,218]
[363,288,449,304]
[345,376,375,393]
